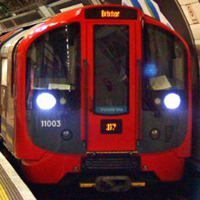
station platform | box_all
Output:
[0,152,36,200]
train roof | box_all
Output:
[14,4,187,54]
[45,4,143,25]
[0,23,43,55]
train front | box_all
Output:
[15,5,191,190]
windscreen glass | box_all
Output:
[26,23,81,110]
[143,24,188,110]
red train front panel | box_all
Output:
[12,5,191,184]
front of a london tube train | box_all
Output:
[14,5,191,189]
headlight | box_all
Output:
[164,93,181,109]
[36,93,56,110]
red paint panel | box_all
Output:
[86,21,140,151]
[21,153,82,183]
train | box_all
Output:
[0,4,192,192]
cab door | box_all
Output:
[86,21,139,152]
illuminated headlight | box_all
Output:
[164,93,181,109]
[36,93,56,110]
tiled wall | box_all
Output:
[177,0,200,65]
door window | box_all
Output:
[93,25,129,115]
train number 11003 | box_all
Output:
[41,120,61,127]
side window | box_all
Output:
[1,58,8,86]
[1,58,8,117]
[11,39,22,97]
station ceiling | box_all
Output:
[0,0,55,12]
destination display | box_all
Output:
[85,7,138,20]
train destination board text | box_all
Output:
[101,10,120,18]
[85,7,138,20]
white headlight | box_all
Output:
[164,93,181,109]
[36,93,56,110]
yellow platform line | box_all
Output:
[6,134,13,145]
[0,153,36,200]
[0,183,9,200]
[1,124,6,132]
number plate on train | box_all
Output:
[101,120,122,134]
